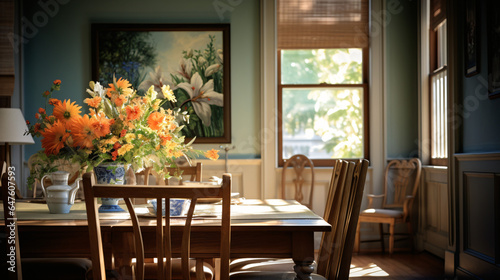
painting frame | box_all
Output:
[465,0,479,77]
[91,23,231,143]
[487,0,500,98]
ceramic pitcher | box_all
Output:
[41,171,81,214]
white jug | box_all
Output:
[41,171,81,214]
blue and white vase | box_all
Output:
[93,162,130,213]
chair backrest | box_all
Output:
[316,159,369,280]
[281,154,315,209]
[1,172,22,280]
[83,172,232,280]
[382,158,421,210]
[154,162,202,185]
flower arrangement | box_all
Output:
[27,78,219,188]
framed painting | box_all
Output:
[487,0,500,98]
[91,23,231,143]
[465,0,479,77]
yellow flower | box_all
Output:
[117,144,134,156]
[124,133,136,143]
[161,85,176,102]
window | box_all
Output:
[277,0,369,167]
[429,0,448,166]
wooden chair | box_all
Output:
[82,172,232,280]
[281,154,315,209]
[229,159,369,280]
[355,158,422,255]
[1,173,92,280]
[153,162,203,185]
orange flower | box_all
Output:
[53,99,82,123]
[53,79,61,85]
[111,150,119,161]
[113,142,122,150]
[91,114,113,138]
[125,105,142,121]
[41,121,69,155]
[147,112,165,131]
[70,114,95,149]
[35,113,40,119]
[43,90,50,97]
[108,77,133,97]
[204,149,219,161]
[84,96,102,108]
[34,123,41,133]
[26,120,30,125]
[113,95,127,107]
[160,134,172,146]
[38,108,46,114]
[49,98,62,106]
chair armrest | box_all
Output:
[366,194,385,209]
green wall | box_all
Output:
[461,0,500,152]
[384,0,419,158]
[22,0,261,160]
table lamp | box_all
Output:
[0,108,35,198]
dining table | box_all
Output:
[1,198,331,279]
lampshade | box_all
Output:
[0,108,35,145]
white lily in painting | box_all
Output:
[177,57,194,81]
[177,72,223,127]
[139,66,174,99]
[205,63,222,77]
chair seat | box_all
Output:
[230,271,326,280]
[144,258,214,280]
[360,208,404,218]
[22,258,92,280]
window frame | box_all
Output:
[429,20,448,166]
[277,47,370,167]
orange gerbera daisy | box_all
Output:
[107,77,133,97]
[147,112,165,131]
[91,113,114,138]
[204,149,220,161]
[125,105,143,121]
[53,99,82,123]
[84,96,102,108]
[70,114,95,149]
[113,95,127,107]
[41,121,69,155]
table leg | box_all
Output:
[292,231,316,280]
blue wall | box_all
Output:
[385,0,419,158]
[22,0,261,160]
[461,0,500,153]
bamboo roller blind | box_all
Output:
[0,0,15,97]
[278,0,369,49]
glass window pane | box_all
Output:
[281,49,363,85]
[282,87,364,159]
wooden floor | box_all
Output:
[349,252,445,279]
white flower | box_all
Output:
[198,56,207,67]
[139,66,174,99]
[87,81,106,98]
[177,73,223,127]
[205,64,221,77]
[177,58,194,81]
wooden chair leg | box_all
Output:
[355,221,361,253]
[378,223,385,254]
[389,222,395,255]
